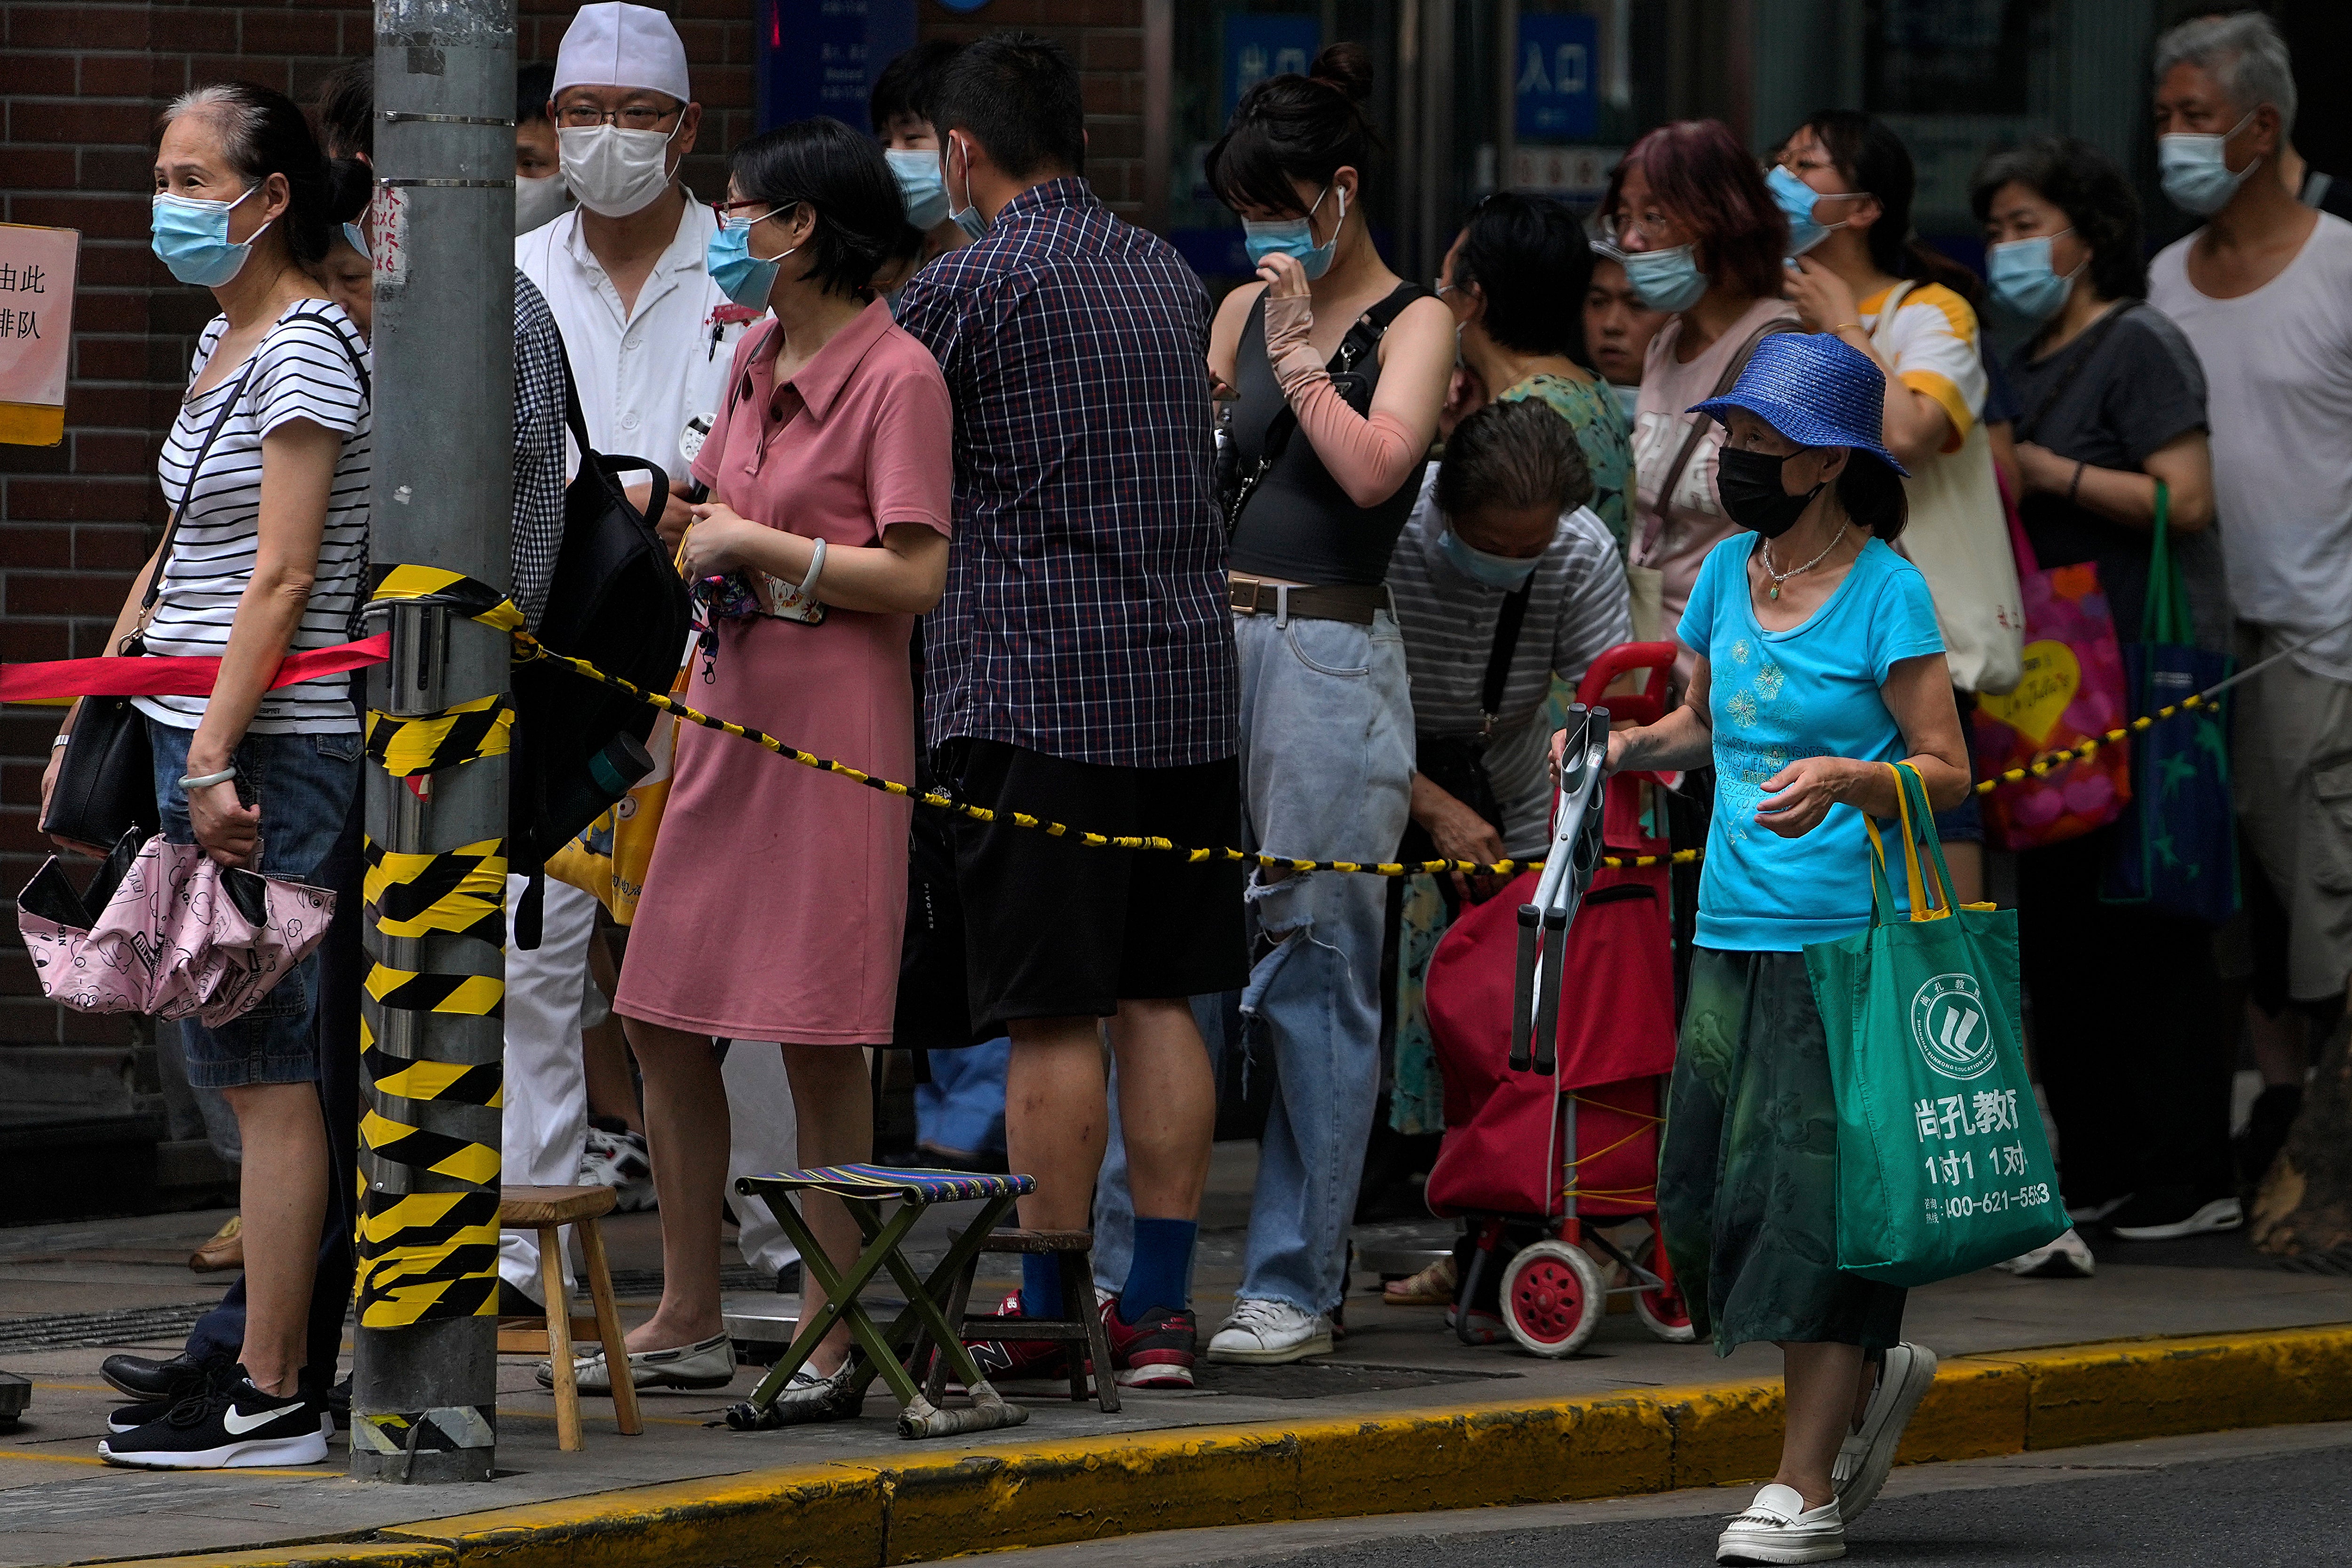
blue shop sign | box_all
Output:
[1224,15,1321,124]
[1515,12,1597,142]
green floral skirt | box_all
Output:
[1658,946,1907,1356]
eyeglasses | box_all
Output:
[713,197,794,231]
[556,103,683,131]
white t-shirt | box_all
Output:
[516,193,752,484]
[2150,214,2352,680]
[1859,279,1987,446]
[136,301,371,734]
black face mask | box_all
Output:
[1717,446,1825,539]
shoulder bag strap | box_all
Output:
[1867,280,1916,355]
[1636,317,1798,563]
[1478,580,1534,734]
[138,351,262,632]
[2015,301,2136,446]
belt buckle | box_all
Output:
[1234,576,1265,616]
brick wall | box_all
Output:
[917,0,1146,219]
[0,0,746,1058]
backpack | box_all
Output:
[508,346,693,940]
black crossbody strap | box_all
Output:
[1232,282,1433,532]
[2016,302,2136,446]
[140,351,262,626]
[1480,580,1534,731]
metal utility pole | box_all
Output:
[352,0,516,1485]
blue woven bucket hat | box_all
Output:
[1689,332,1910,476]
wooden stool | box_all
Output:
[495,1184,643,1451]
[926,1229,1119,1414]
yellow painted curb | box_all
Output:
[83,1323,2352,1568]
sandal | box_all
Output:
[1385,1255,1456,1306]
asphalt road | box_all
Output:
[936,1422,2352,1568]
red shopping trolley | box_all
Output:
[1420,641,1696,1356]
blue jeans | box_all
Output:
[148,718,361,1088]
[917,1036,1012,1162]
[1225,607,1414,1315]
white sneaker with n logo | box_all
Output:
[98,1367,329,1470]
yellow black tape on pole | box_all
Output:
[352,565,527,1331]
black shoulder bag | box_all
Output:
[1224,283,1431,534]
[43,355,260,850]
[1396,578,1533,874]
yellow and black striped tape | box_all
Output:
[352,566,529,1330]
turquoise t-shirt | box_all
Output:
[1678,533,1945,952]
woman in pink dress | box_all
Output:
[592,119,951,1400]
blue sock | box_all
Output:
[1118,1217,1199,1324]
[1020,1254,1063,1320]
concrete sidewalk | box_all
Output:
[2,1144,2349,1567]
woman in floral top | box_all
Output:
[1438,192,1635,550]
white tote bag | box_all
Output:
[1871,284,2025,695]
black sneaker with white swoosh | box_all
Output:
[99,1366,329,1469]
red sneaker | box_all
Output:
[1097,1297,1197,1389]
[959,1292,1068,1385]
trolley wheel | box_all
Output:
[1633,1234,1697,1344]
[1498,1240,1605,1358]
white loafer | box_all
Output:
[536,1330,737,1392]
[1716,1483,1844,1564]
[1832,1342,1937,1523]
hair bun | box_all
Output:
[1309,41,1374,103]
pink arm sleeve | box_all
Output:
[1282,380,1423,508]
[1263,292,1426,509]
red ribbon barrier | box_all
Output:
[0,634,391,704]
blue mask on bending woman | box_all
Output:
[1439,525,1543,590]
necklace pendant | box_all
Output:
[1768,584,1780,600]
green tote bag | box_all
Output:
[1805,764,2069,1287]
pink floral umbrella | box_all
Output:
[17,833,335,1027]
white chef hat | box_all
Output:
[553,2,691,104]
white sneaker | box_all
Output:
[1205,1298,1333,1364]
[1831,1342,1936,1524]
[1995,1227,2096,1278]
[579,1125,656,1212]
[2109,1195,2243,1242]
[1716,1483,1844,1564]
[537,1330,736,1392]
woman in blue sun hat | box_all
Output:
[1562,332,1972,1564]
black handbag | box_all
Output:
[41,357,258,850]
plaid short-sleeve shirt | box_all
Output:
[896,178,1238,770]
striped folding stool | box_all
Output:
[724,1163,1035,1440]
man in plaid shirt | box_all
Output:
[897,32,1244,1392]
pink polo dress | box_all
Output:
[615,299,952,1043]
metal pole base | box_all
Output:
[351,1318,498,1483]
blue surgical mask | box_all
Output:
[1242,183,1344,281]
[705,208,796,311]
[2160,111,2259,216]
[1767,164,1854,257]
[1985,232,2083,325]
[341,222,369,260]
[885,147,949,231]
[1619,242,1708,313]
[151,186,269,289]
[1439,525,1543,589]
[946,137,988,241]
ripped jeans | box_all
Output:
[1232,606,1414,1315]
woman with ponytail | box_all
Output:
[51,80,371,1469]
[1201,42,1456,1367]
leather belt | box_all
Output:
[1229,576,1385,626]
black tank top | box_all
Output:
[1228,282,1430,587]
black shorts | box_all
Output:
[939,737,1249,1029]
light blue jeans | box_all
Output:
[1228,606,1414,1314]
